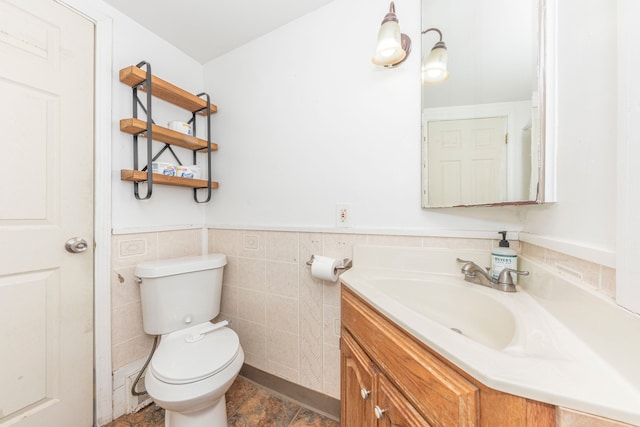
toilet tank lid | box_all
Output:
[135,254,227,278]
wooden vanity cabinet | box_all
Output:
[340,285,556,427]
[341,329,376,426]
[342,330,431,426]
[376,363,433,426]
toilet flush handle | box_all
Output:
[185,319,231,343]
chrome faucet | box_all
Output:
[456,258,529,293]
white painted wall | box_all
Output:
[201,0,626,301]
[99,1,208,232]
[520,0,617,255]
[421,0,535,109]
[97,0,625,312]
[97,0,621,254]
[202,0,522,234]
[616,0,640,313]
[97,0,619,268]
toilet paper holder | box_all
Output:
[306,255,352,271]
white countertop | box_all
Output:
[340,245,640,426]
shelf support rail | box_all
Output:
[140,144,183,172]
[193,92,213,203]
[132,60,153,200]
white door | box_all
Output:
[427,117,507,206]
[0,1,94,426]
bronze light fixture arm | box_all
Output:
[422,28,447,51]
[422,27,443,40]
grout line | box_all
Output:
[287,408,303,426]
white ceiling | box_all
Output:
[103,0,336,63]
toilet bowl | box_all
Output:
[135,254,244,427]
[145,323,244,427]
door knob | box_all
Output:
[65,237,88,253]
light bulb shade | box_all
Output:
[372,20,406,66]
[422,44,449,85]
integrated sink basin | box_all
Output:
[339,245,640,426]
[369,278,516,350]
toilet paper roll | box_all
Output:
[311,255,340,282]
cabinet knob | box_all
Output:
[374,405,387,420]
[360,388,371,400]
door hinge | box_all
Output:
[505,133,509,144]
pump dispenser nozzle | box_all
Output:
[498,231,509,247]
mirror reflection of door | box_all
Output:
[421,0,547,208]
[427,117,507,206]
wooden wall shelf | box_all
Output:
[121,170,219,189]
[120,118,218,152]
[119,62,218,202]
[119,66,218,114]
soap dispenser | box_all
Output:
[491,231,518,282]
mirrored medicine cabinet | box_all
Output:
[421,0,555,208]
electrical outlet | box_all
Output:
[336,203,352,227]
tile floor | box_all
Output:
[106,376,340,427]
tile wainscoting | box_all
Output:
[110,229,205,417]
[109,228,618,416]
[111,229,204,371]
[206,228,510,399]
[520,242,617,300]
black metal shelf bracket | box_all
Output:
[132,60,153,200]
[193,92,212,203]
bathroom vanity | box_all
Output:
[341,285,554,426]
[339,245,640,427]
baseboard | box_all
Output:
[239,364,340,420]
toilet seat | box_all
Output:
[150,323,240,385]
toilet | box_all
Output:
[135,254,244,427]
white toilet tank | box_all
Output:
[135,254,227,335]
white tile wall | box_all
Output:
[110,231,202,371]
[110,228,617,401]
[521,242,617,300]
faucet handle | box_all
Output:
[498,268,530,285]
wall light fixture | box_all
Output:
[422,28,449,85]
[372,2,411,67]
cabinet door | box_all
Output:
[342,286,478,426]
[375,374,432,427]
[341,331,377,427]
